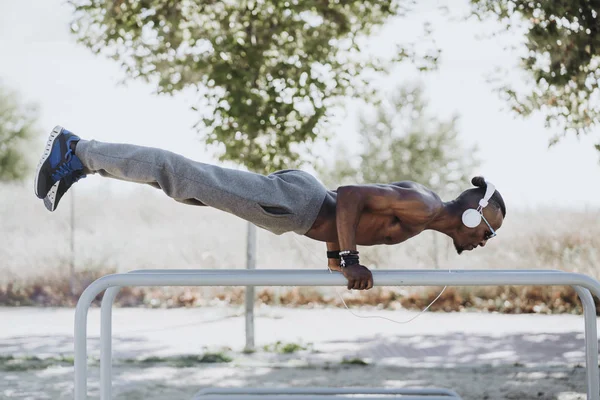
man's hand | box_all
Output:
[342,264,373,290]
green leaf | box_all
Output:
[0,83,39,182]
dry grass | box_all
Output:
[2,181,600,313]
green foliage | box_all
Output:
[68,0,437,173]
[0,84,38,182]
[262,340,311,354]
[196,352,232,363]
[126,352,232,367]
[320,85,479,199]
[279,342,305,354]
[0,355,74,372]
[471,0,600,150]
[341,357,368,366]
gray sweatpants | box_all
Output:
[76,140,328,235]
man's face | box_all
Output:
[453,207,503,255]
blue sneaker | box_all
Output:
[43,171,84,212]
[34,125,86,201]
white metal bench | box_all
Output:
[73,269,600,400]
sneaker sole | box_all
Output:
[43,181,60,212]
[34,125,63,198]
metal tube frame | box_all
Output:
[193,387,463,399]
[195,387,462,396]
[194,396,456,400]
[72,269,600,400]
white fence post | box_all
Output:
[244,222,257,352]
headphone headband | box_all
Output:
[463,179,497,229]
[478,181,496,208]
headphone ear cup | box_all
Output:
[462,209,481,228]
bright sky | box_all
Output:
[1,0,600,210]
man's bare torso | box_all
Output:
[305,181,442,245]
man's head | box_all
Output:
[451,176,506,255]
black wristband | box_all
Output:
[327,250,340,259]
[340,252,360,268]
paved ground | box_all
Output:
[0,306,594,399]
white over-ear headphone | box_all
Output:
[462,180,496,228]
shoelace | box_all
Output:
[51,163,77,181]
[50,146,82,182]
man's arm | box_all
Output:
[326,241,341,271]
[336,185,408,250]
[335,184,438,290]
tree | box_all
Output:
[0,84,38,182]
[68,0,437,173]
[470,0,600,152]
[320,84,479,199]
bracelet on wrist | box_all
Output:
[327,250,340,259]
[340,257,360,267]
[340,250,360,268]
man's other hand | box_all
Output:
[342,264,373,290]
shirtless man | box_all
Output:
[34,126,506,291]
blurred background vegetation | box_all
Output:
[2,0,600,314]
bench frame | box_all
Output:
[72,269,600,400]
